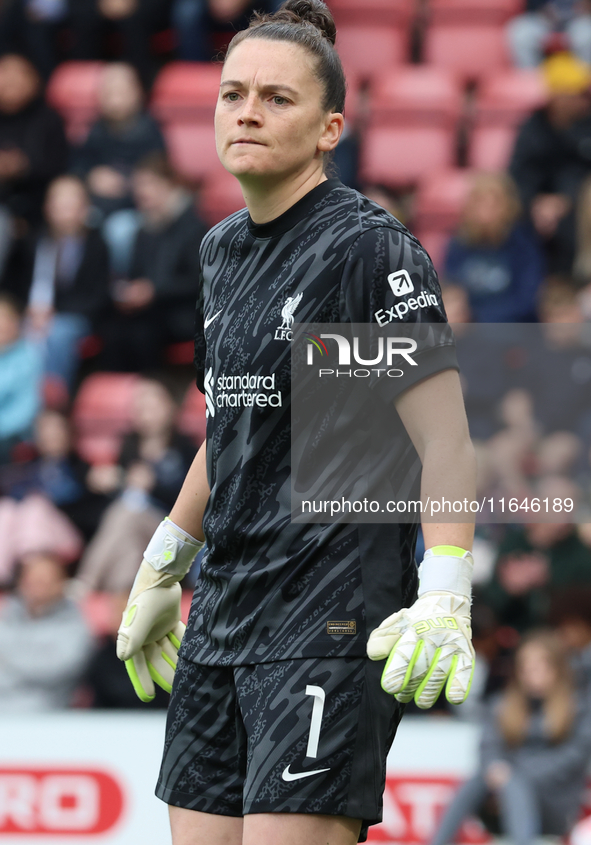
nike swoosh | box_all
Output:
[204,310,222,329]
[281,764,330,782]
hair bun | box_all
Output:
[280,0,337,45]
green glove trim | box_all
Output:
[414,646,446,709]
[382,638,425,694]
[168,631,182,650]
[430,545,469,558]
[445,654,475,705]
[125,658,155,703]
[148,662,173,694]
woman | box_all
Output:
[430,630,591,845]
[444,172,544,323]
[116,3,477,844]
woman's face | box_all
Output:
[516,643,558,698]
[215,39,340,185]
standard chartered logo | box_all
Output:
[206,371,282,413]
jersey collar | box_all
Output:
[247,178,343,240]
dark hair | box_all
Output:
[226,0,346,115]
[0,291,25,317]
[134,152,179,184]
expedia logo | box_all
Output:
[375,292,439,326]
[387,269,414,296]
[0,768,124,835]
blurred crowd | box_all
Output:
[1,1,591,841]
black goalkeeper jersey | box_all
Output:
[181,178,458,666]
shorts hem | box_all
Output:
[155,783,243,817]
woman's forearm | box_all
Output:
[168,439,210,542]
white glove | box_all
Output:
[367,547,475,709]
[117,517,203,702]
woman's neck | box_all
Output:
[241,167,328,224]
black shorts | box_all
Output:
[156,655,405,841]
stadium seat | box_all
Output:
[337,26,407,86]
[474,68,546,124]
[164,122,219,183]
[424,24,510,83]
[429,0,524,25]
[330,0,415,28]
[199,168,245,226]
[72,373,139,464]
[468,69,545,170]
[46,61,104,143]
[468,125,518,170]
[151,62,222,124]
[368,65,462,127]
[178,383,207,445]
[360,126,457,187]
[414,169,475,270]
[414,167,474,235]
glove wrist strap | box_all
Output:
[418,548,473,599]
[143,517,204,579]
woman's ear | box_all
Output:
[318,112,345,153]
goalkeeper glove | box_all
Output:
[116,517,203,702]
[367,545,475,709]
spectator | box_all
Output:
[0,551,94,711]
[0,291,42,463]
[77,377,196,592]
[101,154,206,371]
[173,0,280,62]
[573,173,591,282]
[3,174,109,391]
[509,51,591,274]
[0,1,68,79]
[443,173,544,322]
[83,592,168,708]
[68,0,170,86]
[0,409,110,540]
[0,493,83,586]
[0,53,67,274]
[507,1,591,68]
[72,62,166,274]
[550,586,591,691]
[430,631,591,845]
[479,518,591,632]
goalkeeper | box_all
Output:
[116,1,477,843]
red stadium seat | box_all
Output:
[360,126,457,187]
[429,0,524,25]
[178,383,207,445]
[468,69,545,170]
[164,122,219,183]
[468,124,518,169]
[414,168,474,233]
[46,61,104,143]
[474,68,546,125]
[72,373,139,464]
[199,168,245,227]
[369,65,463,127]
[414,169,475,269]
[331,0,415,28]
[424,24,510,83]
[337,26,407,86]
[151,62,221,124]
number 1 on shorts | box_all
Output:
[305,685,325,759]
